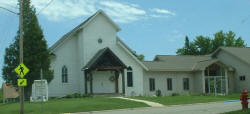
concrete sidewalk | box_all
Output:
[74,101,242,114]
[113,97,164,107]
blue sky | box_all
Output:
[0,0,250,84]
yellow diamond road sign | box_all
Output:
[15,63,29,78]
[18,79,27,87]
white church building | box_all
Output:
[48,10,250,97]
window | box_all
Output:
[149,78,155,91]
[183,78,189,90]
[127,67,133,87]
[167,78,172,91]
[62,66,68,83]
[240,76,246,81]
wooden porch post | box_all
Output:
[115,70,119,93]
[90,71,93,94]
[121,69,125,94]
[84,71,88,94]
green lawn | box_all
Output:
[134,94,240,106]
[0,97,149,114]
[0,88,2,103]
[223,109,250,114]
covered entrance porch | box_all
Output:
[82,47,127,95]
[203,61,234,95]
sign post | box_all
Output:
[14,63,29,114]
[18,0,24,114]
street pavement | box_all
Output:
[74,100,242,114]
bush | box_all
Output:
[65,94,73,98]
[73,93,81,98]
[156,89,162,97]
[64,93,91,99]
[171,93,180,96]
[81,94,91,98]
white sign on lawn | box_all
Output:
[30,80,48,102]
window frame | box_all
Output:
[183,78,189,90]
[167,78,173,91]
[240,75,246,81]
[149,78,155,91]
[62,65,68,83]
[127,67,133,87]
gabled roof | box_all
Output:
[211,47,250,65]
[143,55,234,72]
[49,10,121,52]
[116,37,149,71]
[82,47,126,70]
[144,55,212,71]
[192,59,234,71]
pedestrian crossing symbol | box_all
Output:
[15,63,29,78]
[18,79,27,87]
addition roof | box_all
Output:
[143,55,212,71]
[211,47,250,65]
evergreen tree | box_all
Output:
[2,0,53,98]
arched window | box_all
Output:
[127,67,133,87]
[62,66,68,83]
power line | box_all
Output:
[0,6,19,15]
[37,0,54,15]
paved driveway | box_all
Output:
[74,101,242,114]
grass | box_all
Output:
[0,97,149,114]
[0,88,2,103]
[133,94,240,106]
[223,109,250,114]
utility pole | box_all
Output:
[19,0,24,114]
[40,69,43,80]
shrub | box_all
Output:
[81,94,91,98]
[65,94,73,98]
[156,89,162,97]
[171,93,180,96]
[73,93,81,98]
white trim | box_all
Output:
[117,41,149,71]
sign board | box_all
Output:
[15,63,29,78]
[30,80,48,102]
[18,79,27,87]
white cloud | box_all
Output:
[100,1,146,23]
[151,8,176,16]
[0,0,176,23]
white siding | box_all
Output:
[49,12,145,97]
[49,34,81,97]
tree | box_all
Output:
[177,30,247,55]
[2,0,53,98]
[194,36,212,55]
[212,30,226,51]
[177,36,194,55]
[137,54,145,61]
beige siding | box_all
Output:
[193,71,203,94]
[216,50,250,93]
[143,71,195,96]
